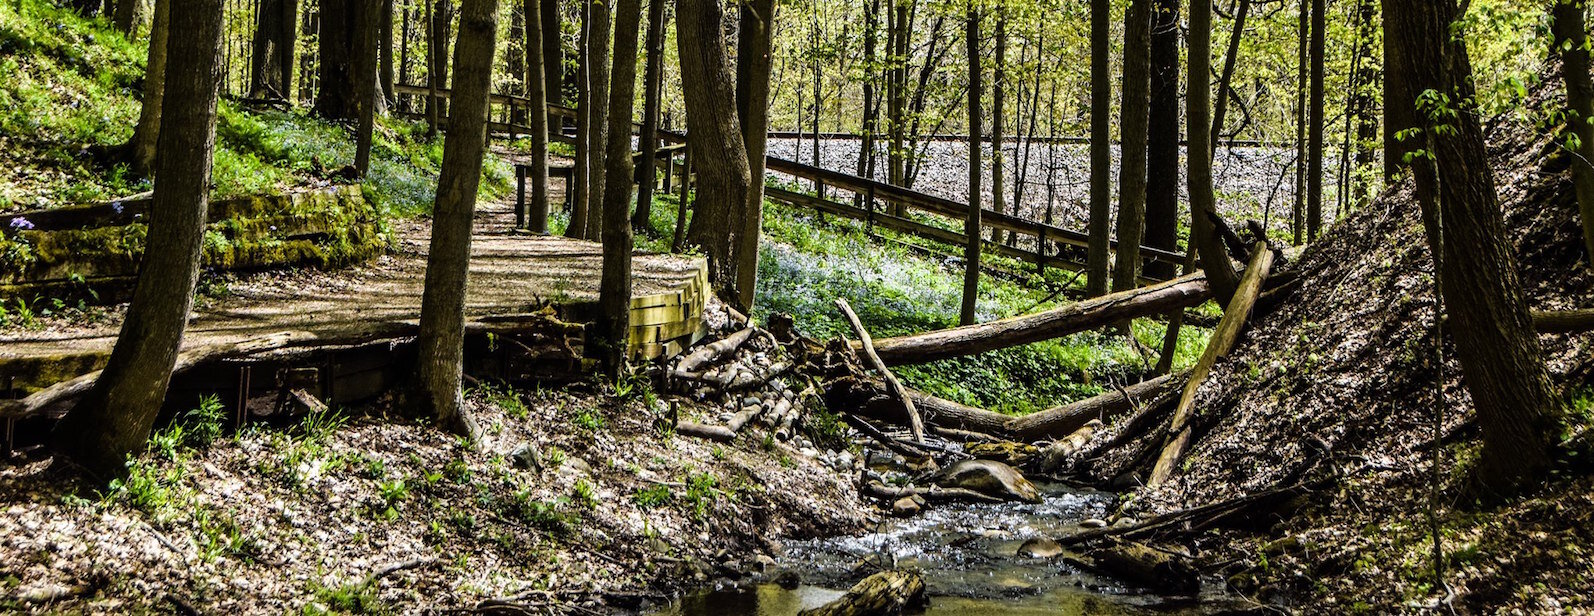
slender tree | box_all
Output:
[1190,0,1240,303]
[1307,0,1326,239]
[1382,0,1412,180]
[568,0,592,239]
[111,0,137,34]
[318,0,378,121]
[597,0,643,373]
[1552,0,1594,265]
[380,0,396,104]
[425,0,455,134]
[630,0,668,234]
[411,0,500,439]
[522,0,550,233]
[1144,0,1181,279]
[856,0,881,188]
[734,0,775,310]
[541,0,563,104]
[1113,0,1152,293]
[990,7,1007,247]
[354,0,381,177]
[582,0,613,240]
[1386,0,1559,496]
[961,1,982,326]
[1294,0,1309,244]
[124,0,170,177]
[1085,0,1112,297]
[679,0,752,299]
[1211,0,1249,151]
[52,0,227,478]
[249,0,298,99]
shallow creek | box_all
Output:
[655,484,1249,615]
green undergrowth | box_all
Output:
[0,0,509,215]
[625,186,1214,415]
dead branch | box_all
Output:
[836,298,924,442]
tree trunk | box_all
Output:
[1188,0,1241,304]
[962,3,983,326]
[734,0,775,311]
[1306,0,1326,240]
[1294,0,1309,244]
[1386,0,1558,496]
[990,12,1007,247]
[863,273,1212,366]
[1144,0,1181,280]
[597,0,642,374]
[1381,0,1412,181]
[1210,0,1249,151]
[582,0,612,241]
[540,0,563,104]
[1113,0,1152,293]
[679,0,752,299]
[630,0,667,235]
[568,0,591,238]
[857,0,881,187]
[318,0,369,121]
[125,0,170,178]
[380,0,395,104]
[249,0,298,99]
[51,0,226,479]
[1086,0,1112,297]
[522,0,550,233]
[412,0,500,439]
[112,0,138,35]
[1553,0,1594,267]
[354,0,381,177]
[887,0,907,190]
[426,0,455,132]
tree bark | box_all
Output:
[52,0,226,479]
[412,0,499,439]
[318,0,373,121]
[1381,0,1412,181]
[1306,0,1326,240]
[380,0,395,104]
[1386,0,1558,496]
[1294,0,1309,244]
[426,0,455,134]
[522,0,550,233]
[1144,0,1181,280]
[862,273,1212,366]
[125,0,170,178]
[1189,0,1241,304]
[1086,0,1112,297]
[679,0,752,300]
[112,0,138,35]
[540,0,563,104]
[1009,372,1184,441]
[962,3,983,326]
[568,0,591,238]
[354,0,381,177]
[1552,0,1594,267]
[734,0,775,312]
[596,0,641,374]
[1211,0,1249,151]
[990,11,1007,247]
[582,0,612,240]
[630,0,668,235]
[1113,0,1152,293]
[249,0,298,99]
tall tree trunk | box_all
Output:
[1113,0,1151,292]
[1381,0,1411,180]
[1553,0,1594,266]
[961,2,982,326]
[249,0,298,99]
[630,0,667,235]
[354,0,380,176]
[582,0,612,240]
[1086,0,1112,297]
[1352,0,1379,208]
[857,0,881,186]
[734,0,775,311]
[412,0,500,439]
[1190,0,1240,303]
[541,0,563,104]
[112,0,138,35]
[380,0,395,104]
[426,0,455,131]
[568,0,591,238]
[1386,0,1558,497]
[887,0,908,191]
[679,0,752,298]
[1294,0,1309,244]
[1306,0,1326,240]
[125,0,170,178]
[1145,0,1181,279]
[522,0,550,232]
[317,0,368,121]
[52,0,226,479]
[597,0,642,373]
[990,9,1007,247]
[1210,0,1249,151]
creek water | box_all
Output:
[654,484,1249,615]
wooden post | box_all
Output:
[662,150,674,191]
[4,376,15,457]
[866,185,876,233]
[515,164,527,228]
[234,364,251,432]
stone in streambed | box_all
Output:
[933,459,1041,503]
[1017,537,1064,559]
[891,496,922,517]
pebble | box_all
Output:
[891,497,922,517]
[1079,518,1109,529]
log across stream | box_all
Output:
[652,481,1252,615]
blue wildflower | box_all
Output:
[8,217,33,231]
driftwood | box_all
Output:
[843,415,935,461]
[861,480,1006,504]
[673,327,758,378]
[1037,419,1102,473]
[797,569,927,616]
[829,377,1013,436]
[1070,539,1199,595]
[674,421,739,442]
[1148,242,1274,487]
[1059,478,1329,549]
[1008,372,1186,440]
[836,298,924,442]
[862,273,1213,365]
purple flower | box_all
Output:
[111,201,124,214]
[8,217,33,231]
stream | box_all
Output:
[653,483,1251,615]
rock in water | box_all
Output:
[798,570,927,616]
[891,496,922,517]
[933,459,1042,503]
[1017,537,1064,559]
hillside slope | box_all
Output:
[1087,70,1594,612]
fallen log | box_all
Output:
[863,272,1212,366]
[1070,539,1199,595]
[674,421,738,442]
[1007,372,1186,440]
[1531,309,1594,334]
[797,569,927,616]
[673,327,758,377]
[861,480,1006,504]
[836,298,924,442]
[828,377,1013,436]
[1037,419,1102,473]
[1148,242,1274,487]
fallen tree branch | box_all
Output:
[836,298,924,442]
[1008,372,1187,441]
[1531,309,1594,334]
[861,480,1006,504]
[673,327,758,378]
[1148,242,1274,487]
